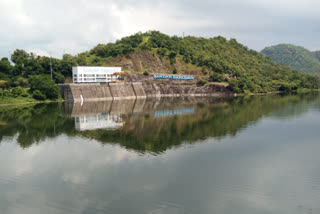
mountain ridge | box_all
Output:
[261,44,320,75]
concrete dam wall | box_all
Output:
[59,82,234,102]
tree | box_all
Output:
[11,49,29,65]
[209,73,225,82]
[53,72,65,83]
[0,58,13,77]
[169,51,177,65]
[28,75,60,100]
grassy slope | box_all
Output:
[0,96,36,105]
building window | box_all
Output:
[96,74,106,77]
[96,78,106,82]
[84,74,95,77]
[84,78,95,81]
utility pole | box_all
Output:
[21,63,24,76]
[49,57,53,79]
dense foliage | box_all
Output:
[28,75,60,100]
[89,31,320,93]
[261,44,320,75]
[0,50,76,102]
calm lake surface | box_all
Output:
[1,93,320,214]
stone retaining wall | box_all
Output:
[59,82,234,102]
[132,82,147,98]
[109,83,136,100]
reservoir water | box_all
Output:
[0,93,320,214]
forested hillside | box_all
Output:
[261,44,320,75]
[0,31,319,102]
[87,32,320,93]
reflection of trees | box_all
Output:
[81,93,319,153]
[0,103,75,148]
[0,93,318,151]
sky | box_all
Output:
[0,0,320,58]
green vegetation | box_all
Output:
[197,79,208,86]
[0,50,69,104]
[28,75,60,100]
[172,68,177,74]
[88,31,319,93]
[0,96,36,105]
[0,32,319,104]
[261,44,320,75]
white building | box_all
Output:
[72,66,122,83]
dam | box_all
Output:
[59,74,235,102]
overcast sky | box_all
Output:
[1,0,320,58]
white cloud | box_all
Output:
[28,48,50,57]
[0,0,319,58]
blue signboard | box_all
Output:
[154,74,194,80]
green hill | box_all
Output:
[83,31,319,92]
[1,31,319,97]
[261,44,320,75]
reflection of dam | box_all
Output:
[75,113,123,131]
[65,100,139,131]
[65,99,144,131]
[64,97,229,131]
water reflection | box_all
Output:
[66,98,199,131]
[0,93,319,152]
[69,101,125,131]
[0,93,320,214]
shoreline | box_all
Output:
[0,99,64,107]
[1,89,318,107]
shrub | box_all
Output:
[32,90,46,100]
[197,79,208,86]
[157,48,168,57]
[143,71,149,76]
[20,88,29,97]
[11,86,25,97]
[0,80,7,89]
[169,51,177,65]
[29,75,60,100]
[209,73,225,82]
[14,77,28,87]
[139,42,152,51]
[228,79,242,93]
[172,68,177,74]
[202,69,208,75]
